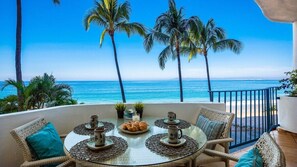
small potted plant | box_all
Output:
[115,103,126,118]
[133,102,144,118]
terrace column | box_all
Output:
[294,22,297,70]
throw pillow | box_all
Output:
[235,147,264,167]
[26,122,65,160]
[196,115,226,141]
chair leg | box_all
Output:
[225,159,229,167]
[224,143,230,167]
[185,161,191,167]
[192,158,197,167]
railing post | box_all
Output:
[265,88,271,132]
[210,91,214,102]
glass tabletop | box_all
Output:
[64,117,207,166]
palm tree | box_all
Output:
[14,0,60,111]
[15,0,23,111]
[143,0,199,102]
[84,0,146,103]
[188,18,243,100]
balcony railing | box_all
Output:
[210,87,279,148]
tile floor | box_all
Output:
[230,129,297,167]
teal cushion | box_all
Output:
[235,148,264,167]
[26,122,65,160]
[196,115,225,140]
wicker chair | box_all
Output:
[194,107,234,167]
[10,117,74,167]
[203,132,286,167]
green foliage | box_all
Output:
[143,0,200,70]
[186,18,243,60]
[53,0,60,4]
[133,102,144,112]
[279,70,297,97]
[0,95,18,113]
[84,0,146,46]
[1,73,77,113]
[115,103,126,112]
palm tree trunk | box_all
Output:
[110,34,126,103]
[176,46,184,102]
[204,54,212,101]
[15,0,24,111]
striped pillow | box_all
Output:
[196,115,226,141]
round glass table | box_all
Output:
[64,117,207,167]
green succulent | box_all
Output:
[133,102,144,112]
[115,103,126,112]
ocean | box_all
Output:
[0,80,283,104]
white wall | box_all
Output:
[0,102,225,167]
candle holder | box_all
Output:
[132,113,140,121]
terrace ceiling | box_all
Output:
[255,0,297,22]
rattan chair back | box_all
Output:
[255,132,286,167]
[10,118,48,161]
[199,107,234,139]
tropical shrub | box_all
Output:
[280,70,297,97]
[1,73,77,113]
[0,95,18,114]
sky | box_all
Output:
[0,0,293,81]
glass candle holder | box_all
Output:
[132,114,140,121]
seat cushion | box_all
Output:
[235,148,263,167]
[196,115,225,140]
[26,122,65,160]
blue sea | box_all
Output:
[0,80,283,104]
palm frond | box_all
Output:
[155,13,170,32]
[114,1,130,22]
[84,11,102,30]
[158,45,172,70]
[206,18,215,30]
[213,39,243,54]
[152,31,170,45]
[99,29,107,47]
[53,0,60,5]
[187,16,202,36]
[168,0,177,15]
[214,27,225,40]
[180,38,201,61]
[1,79,24,92]
[115,22,146,37]
[144,33,154,52]
[103,0,110,10]
[115,21,131,36]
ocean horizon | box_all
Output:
[0,79,283,104]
